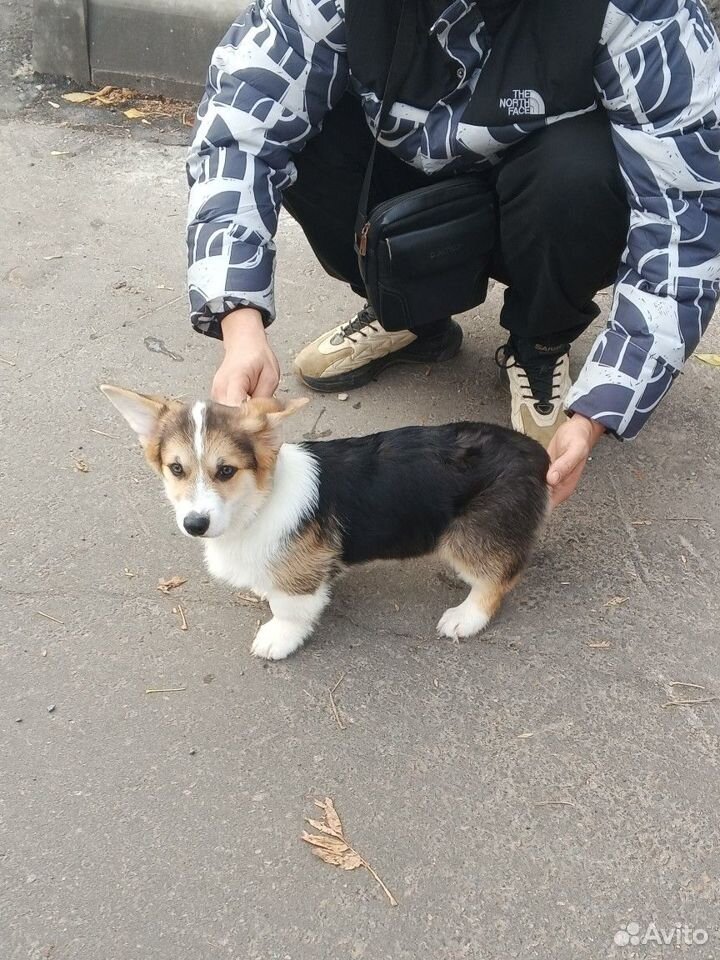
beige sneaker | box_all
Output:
[294,305,463,393]
[496,338,572,448]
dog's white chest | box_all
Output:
[201,443,320,597]
[204,537,274,595]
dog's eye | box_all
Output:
[168,463,184,478]
[217,464,238,481]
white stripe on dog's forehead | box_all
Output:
[191,401,206,460]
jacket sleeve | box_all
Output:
[565,0,720,438]
[186,0,348,338]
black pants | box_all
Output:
[283,94,629,345]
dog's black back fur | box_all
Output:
[301,422,549,566]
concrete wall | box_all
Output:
[33,0,242,98]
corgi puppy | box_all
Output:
[102,386,550,660]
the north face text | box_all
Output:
[499,89,546,115]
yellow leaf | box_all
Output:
[124,108,146,119]
[315,796,344,838]
[695,353,720,367]
[62,91,95,103]
[302,797,397,906]
[301,832,351,856]
[157,576,187,594]
[605,596,629,607]
[312,847,364,870]
[305,817,343,839]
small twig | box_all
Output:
[135,294,184,322]
[172,605,188,631]
[145,686,187,694]
[329,690,345,730]
[236,592,260,605]
[90,428,120,439]
[360,858,398,907]
[535,799,575,807]
[631,517,705,525]
[663,697,718,708]
[0,355,17,367]
[331,672,346,694]
[669,681,706,691]
[36,610,65,625]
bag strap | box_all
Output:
[355,0,416,250]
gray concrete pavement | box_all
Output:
[3,11,720,960]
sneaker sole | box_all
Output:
[297,322,463,394]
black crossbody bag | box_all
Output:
[354,0,496,332]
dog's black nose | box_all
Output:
[183,512,210,537]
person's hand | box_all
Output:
[547,414,606,507]
[211,307,280,405]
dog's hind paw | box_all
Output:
[251,618,305,660]
[436,598,489,641]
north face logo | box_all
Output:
[499,89,545,116]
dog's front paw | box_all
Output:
[436,599,489,641]
[251,618,305,661]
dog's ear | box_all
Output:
[242,396,309,430]
[240,396,309,453]
[265,396,310,427]
[100,385,169,443]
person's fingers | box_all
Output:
[550,479,572,508]
[212,368,250,406]
[550,459,585,507]
[547,439,586,486]
[252,360,280,399]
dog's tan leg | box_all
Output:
[436,575,512,640]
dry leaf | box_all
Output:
[316,797,343,837]
[605,596,629,607]
[72,457,89,473]
[124,108,146,119]
[62,91,95,103]
[302,797,397,906]
[694,353,720,367]
[157,575,187,594]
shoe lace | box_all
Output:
[495,342,564,414]
[338,305,379,343]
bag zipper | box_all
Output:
[358,221,370,257]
